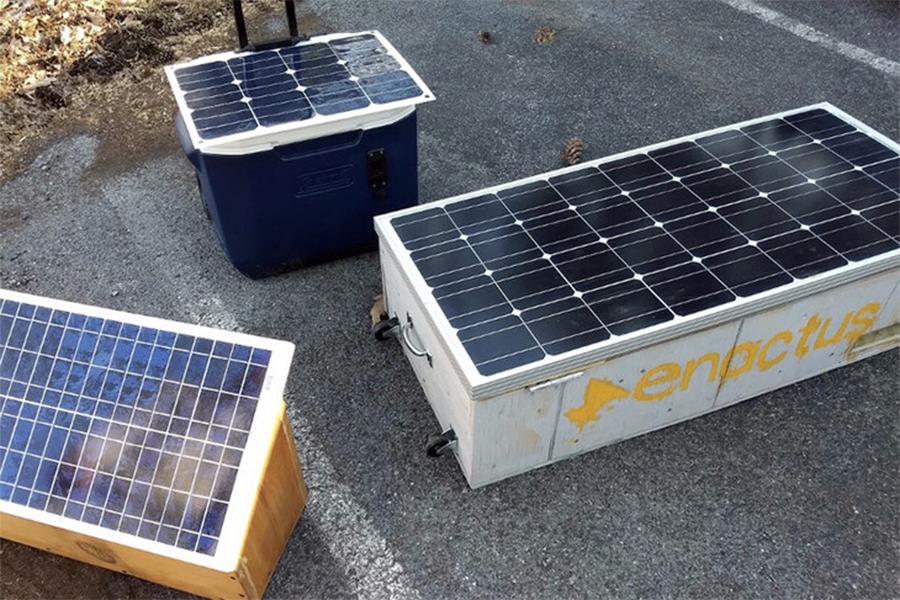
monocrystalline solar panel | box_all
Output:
[166,31,432,145]
[0,291,292,559]
[388,106,900,377]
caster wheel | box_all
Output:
[426,430,457,457]
[373,316,399,341]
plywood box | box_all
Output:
[374,103,900,487]
[1,405,305,599]
[0,289,306,599]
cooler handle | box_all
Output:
[233,0,304,52]
[273,130,365,161]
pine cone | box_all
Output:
[533,26,558,44]
[370,294,386,326]
[563,137,584,165]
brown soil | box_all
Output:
[67,3,222,82]
[0,1,332,183]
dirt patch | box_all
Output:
[0,205,24,233]
[32,85,68,109]
[0,1,226,95]
[68,2,224,82]
[1,0,122,97]
[0,1,333,183]
[0,244,30,288]
[69,28,175,80]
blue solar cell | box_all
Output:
[165,349,189,381]
[171,33,426,141]
[307,80,369,115]
[0,296,274,556]
[359,71,422,104]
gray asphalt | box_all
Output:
[1,1,899,598]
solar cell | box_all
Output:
[0,291,292,560]
[166,31,433,147]
[387,106,900,376]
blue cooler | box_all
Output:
[164,9,434,278]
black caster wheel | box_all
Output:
[426,430,457,457]
[373,316,399,341]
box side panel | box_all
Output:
[848,322,900,361]
[468,381,567,487]
[847,274,899,361]
[550,321,741,461]
[239,404,308,599]
[0,513,243,599]
[548,271,899,468]
[856,273,900,358]
[715,270,898,407]
[380,244,475,480]
[873,276,900,332]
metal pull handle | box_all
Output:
[400,318,432,366]
[233,0,302,51]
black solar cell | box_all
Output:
[390,107,900,376]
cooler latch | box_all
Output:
[367,149,388,197]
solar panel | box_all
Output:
[386,105,900,377]
[0,290,293,563]
[165,31,433,148]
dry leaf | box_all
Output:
[533,25,558,44]
[0,0,144,97]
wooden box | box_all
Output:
[374,103,900,487]
[0,290,306,598]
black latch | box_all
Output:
[367,149,388,197]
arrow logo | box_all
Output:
[564,379,630,431]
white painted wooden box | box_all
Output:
[374,103,900,487]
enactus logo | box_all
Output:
[566,303,881,430]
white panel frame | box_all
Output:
[165,30,435,155]
[374,102,900,402]
[0,288,295,573]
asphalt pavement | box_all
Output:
[1,1,898,598]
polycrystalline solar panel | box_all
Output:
[388,105,900,377]
[0,290,293,560]
[166,31,433,145]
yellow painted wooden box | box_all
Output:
[0,290,306,599]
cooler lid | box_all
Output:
[164,31,434,155]
[375,103,900,400]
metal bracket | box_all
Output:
[372,316,400,341]
[426,429,457,457]
[367,148,388,197]
[527,371,584,393]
